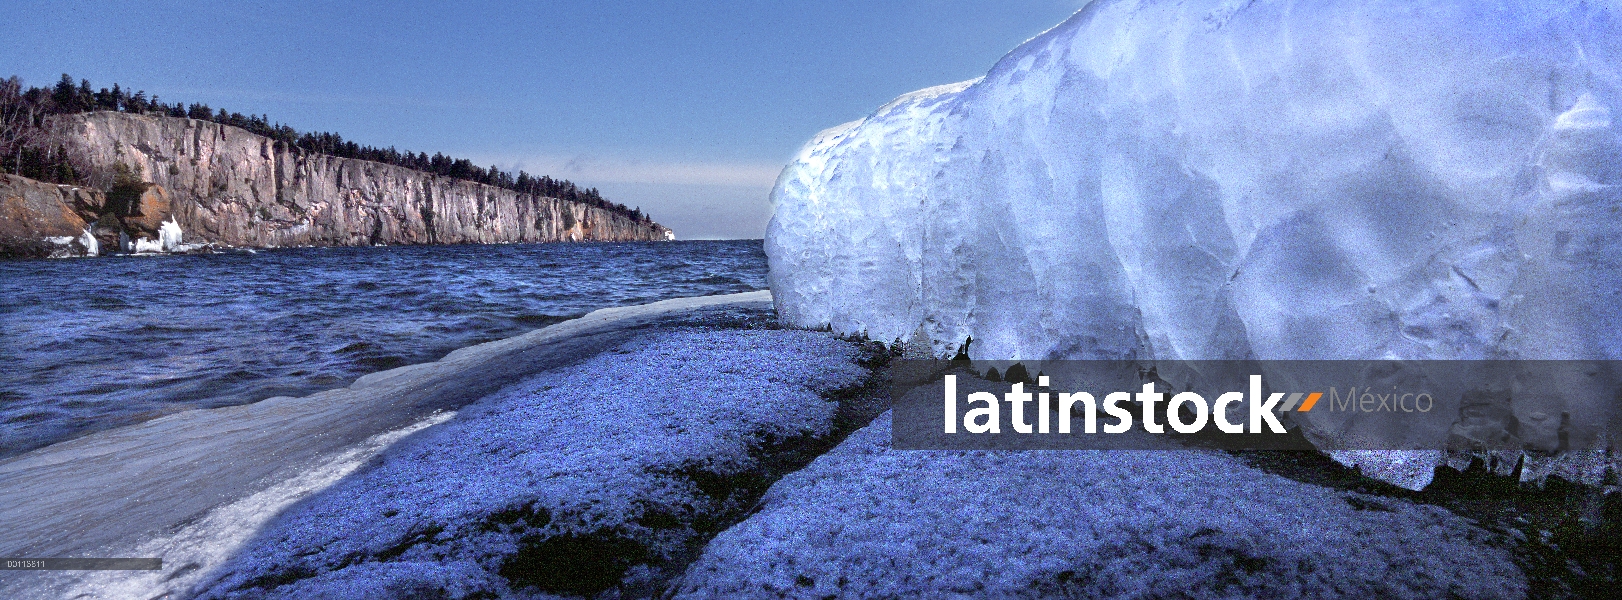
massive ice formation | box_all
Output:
[766,0,1622,486]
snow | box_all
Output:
[127,218,185,254]
[765,0,1622,487]
[193,328,867,598]
[78,227,98,256]
[159,217,183,252]
[673,411,1526,599]
[40,227,98,258]
[130,236,164,253]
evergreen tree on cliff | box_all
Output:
[1,73,650,223]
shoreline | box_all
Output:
[0,235,705,262]
[0,240,771,461]
[1,289,1614,597]
[0,290,773,561]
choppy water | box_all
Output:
[0,240,768,459]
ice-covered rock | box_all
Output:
[124,220,184,254]
[766,0,1622,487]
[37,227,99,258]
[0,174,105,258]
[78,227,99,256]
[129,235,164,253]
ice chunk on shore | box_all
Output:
[78,227,98,256]
[159,217,182,252]
[129,218,184,253]
[765,0,1622,485]
[130,237,164,253]
[769,0,1622,362]
[40,227,99,258]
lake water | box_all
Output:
[0,240,768,458]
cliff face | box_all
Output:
[41,112,671,249]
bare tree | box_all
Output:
[0,76,40,173]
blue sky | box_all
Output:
[3,1,1084,238]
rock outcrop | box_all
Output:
[115,183,172,240]
[0,174,103,257]
[14,111,668,253]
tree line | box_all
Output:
[0,74,651,223]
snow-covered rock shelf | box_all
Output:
[674,411,1525,599]
[0,291,814,599]
[191,328,873,599]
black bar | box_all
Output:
[0,558,161,570]
[892,359,1622,451]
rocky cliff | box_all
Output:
[0,174,103,257]
[19,111,669,252]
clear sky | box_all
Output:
[2,1,1085,239]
